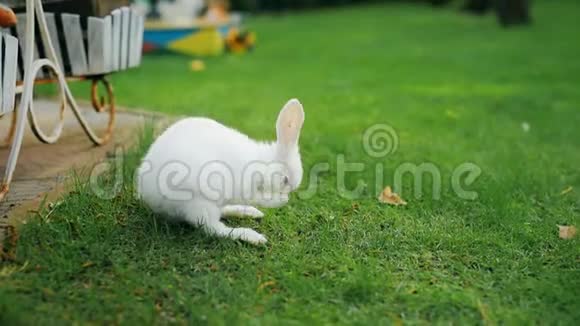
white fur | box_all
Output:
[221,205,264,218]
[137,99,305,245]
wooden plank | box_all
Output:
[15,13,45,79]
[128,9,138,68]
[3,28,21,82]
[61,13,88,76]
[44,13,65,71]
[2,35,19,115]
[129,9,144,68]
[136,14,144,66]
[120,7,130,70]
[103,15,112,72]
[111,9,122,72]
[0,35,3,113]
[88,16,107,74]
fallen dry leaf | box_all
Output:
[82,261,95,268]
[560,186,573,196]
[257,280,276,291]
[558,225,577,239]
[0,261,28,277]
[378,186,407,206]
[189,59,205,72]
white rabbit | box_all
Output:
[136,99,305,245]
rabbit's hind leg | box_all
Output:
[221,205,264,219]
[184,200,267,245]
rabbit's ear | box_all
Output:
[276,99,305,147]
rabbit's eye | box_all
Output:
[283,176,289,185]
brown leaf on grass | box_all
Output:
[560,186,573,196]
[0,261,29,277]
[378,186,407,206]
[154,301,163,312]
[558,225,577,239]
[257,280,276,291]
[82,261,95,268]
[190,59,205,72]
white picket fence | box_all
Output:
[6,6,143,86]
[0,34,19,116]
[0,2,144,202]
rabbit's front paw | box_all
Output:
[238,228,268,245]
[242,206,264,218]
[221,205,264,219]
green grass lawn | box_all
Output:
[2,0,580,324]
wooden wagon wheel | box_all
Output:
[89,76,116,143]
[1,58,60,201]
[27,63,67,144]
[1,0,142,202]
[2,75,117,146]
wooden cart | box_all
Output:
[0,0,144,200]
